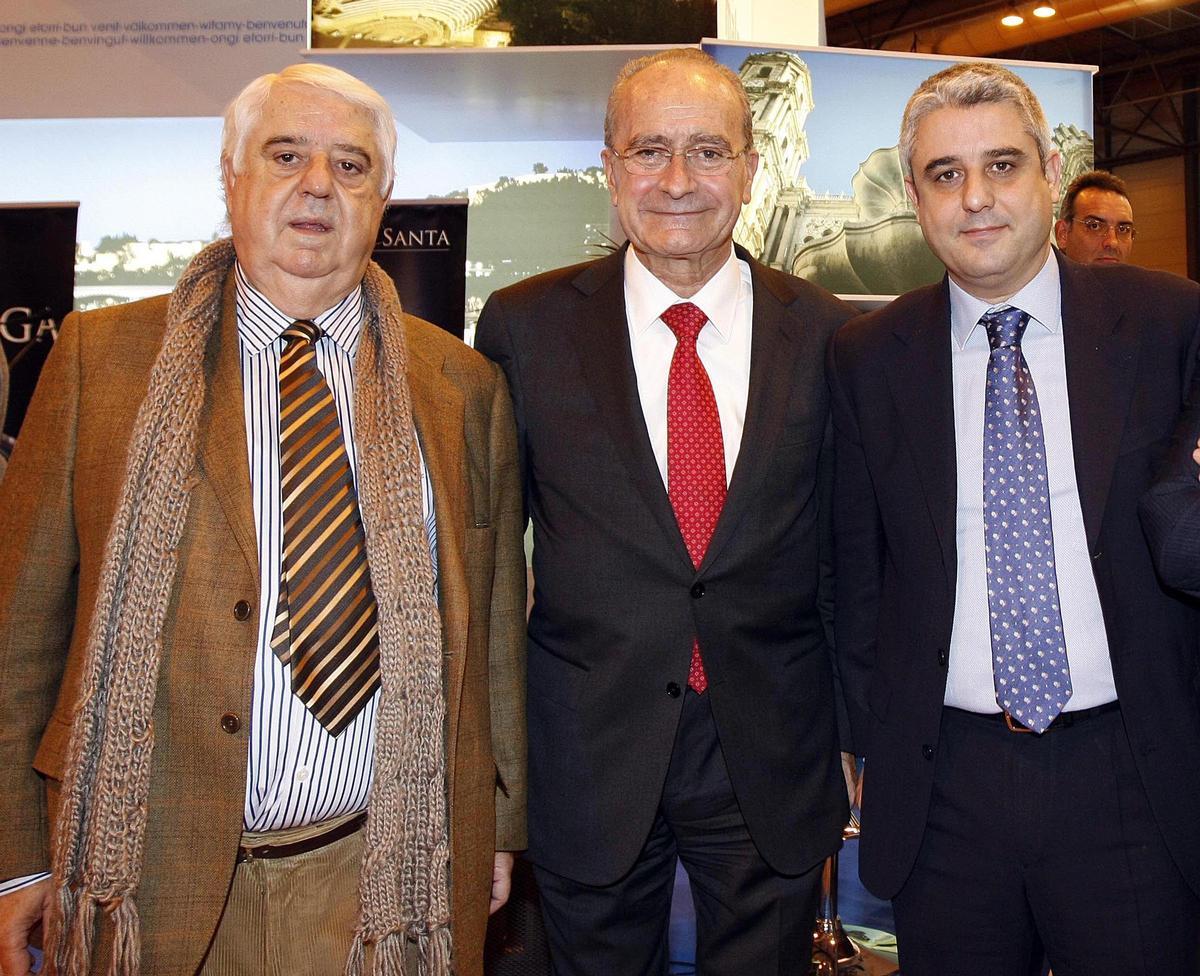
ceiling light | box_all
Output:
[1001,7,1025,27]
[1032,2,1056,16]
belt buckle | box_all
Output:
[1003,712,1034,734]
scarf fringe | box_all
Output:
[58,891,97,976]
[49,883,73,975]
[345,932,366,976]
[107,895,141,976]
[418,927,453,976]
[373,933,406,975]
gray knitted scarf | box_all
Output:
[46,238,453,976]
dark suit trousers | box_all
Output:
[532,689,823,976]
[891,706,1199,976]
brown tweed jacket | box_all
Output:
[0,273,527,975]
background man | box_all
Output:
[0,63,526,976]
[475,48,854,975]
[1053,169,1136,264]
[829,62,1200,974]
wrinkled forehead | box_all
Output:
[252,82,378,146]
[613,64,742,142]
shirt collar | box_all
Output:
[949,247,1061,350]
[234,261,366,357]
[624,244,744,343]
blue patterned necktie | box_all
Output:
[982,306,1072,734]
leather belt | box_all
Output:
[236,812,367,863]
[949,700,1120,734]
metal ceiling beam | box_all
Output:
[828,0,1193,55]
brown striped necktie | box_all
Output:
[270,319,379,735]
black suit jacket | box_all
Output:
[828,250,1200,899]
[1140,360,1200,597]
[476,245,855,884]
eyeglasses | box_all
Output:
[1069,216,1136,241]
[610,145,749,176]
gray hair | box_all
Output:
[899,62,1052,178]
[604,48,754,152]
[221,63,397,197]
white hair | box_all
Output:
[221,63,397,197]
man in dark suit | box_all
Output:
[828,61,1200,974]
[475,48,854,976]
[1140,392,1200,595]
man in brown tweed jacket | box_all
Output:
[0,64,525,976]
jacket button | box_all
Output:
[233,600,252,621]
[220,713,241,734]
[937,647,948,667]
[922,744,934,760]
[666,682,682,698]
[690,582,705,599]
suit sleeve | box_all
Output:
[474,292,528,519]
[0,312,83,880]
[818,360,854,755]
[1140,318,1200,596]
[826,326,882,757]
[484,359,528,851]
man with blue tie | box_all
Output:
[828,61,1200,974]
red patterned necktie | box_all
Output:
[270,319,381,735]
[663,302,726,694]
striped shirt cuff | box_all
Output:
[0,872,50,896]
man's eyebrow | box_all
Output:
[921,145,1028,177]
[922,154,961,177]
[984,145,1028,160]
[263,135,306,151]
[622,133,734,149]
[262,135,373,164]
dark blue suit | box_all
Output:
[830,251,1200,973]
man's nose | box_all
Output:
[300,154,334,197]
[961,169,993,213]
[657,152,697,197]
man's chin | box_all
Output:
[275,248,338,278]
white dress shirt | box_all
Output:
[944,249,1118,713]
[234,264,438,830]
[623,245,754,488]
[0,266,439,896]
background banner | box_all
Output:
[0,203,78,442]
[373,199,469,340]
[705,40,1094,299]
[0,0,303,118]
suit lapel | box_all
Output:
[196,274,257,579]
[699,258,800,572]
[406,329,470,749]
[1058,253,1139,550]
[884,281,958,589]
[567,249,692,568]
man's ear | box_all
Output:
[1045,150,1063,205]
[601,148,620,207]
[1054,218,1070,249]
